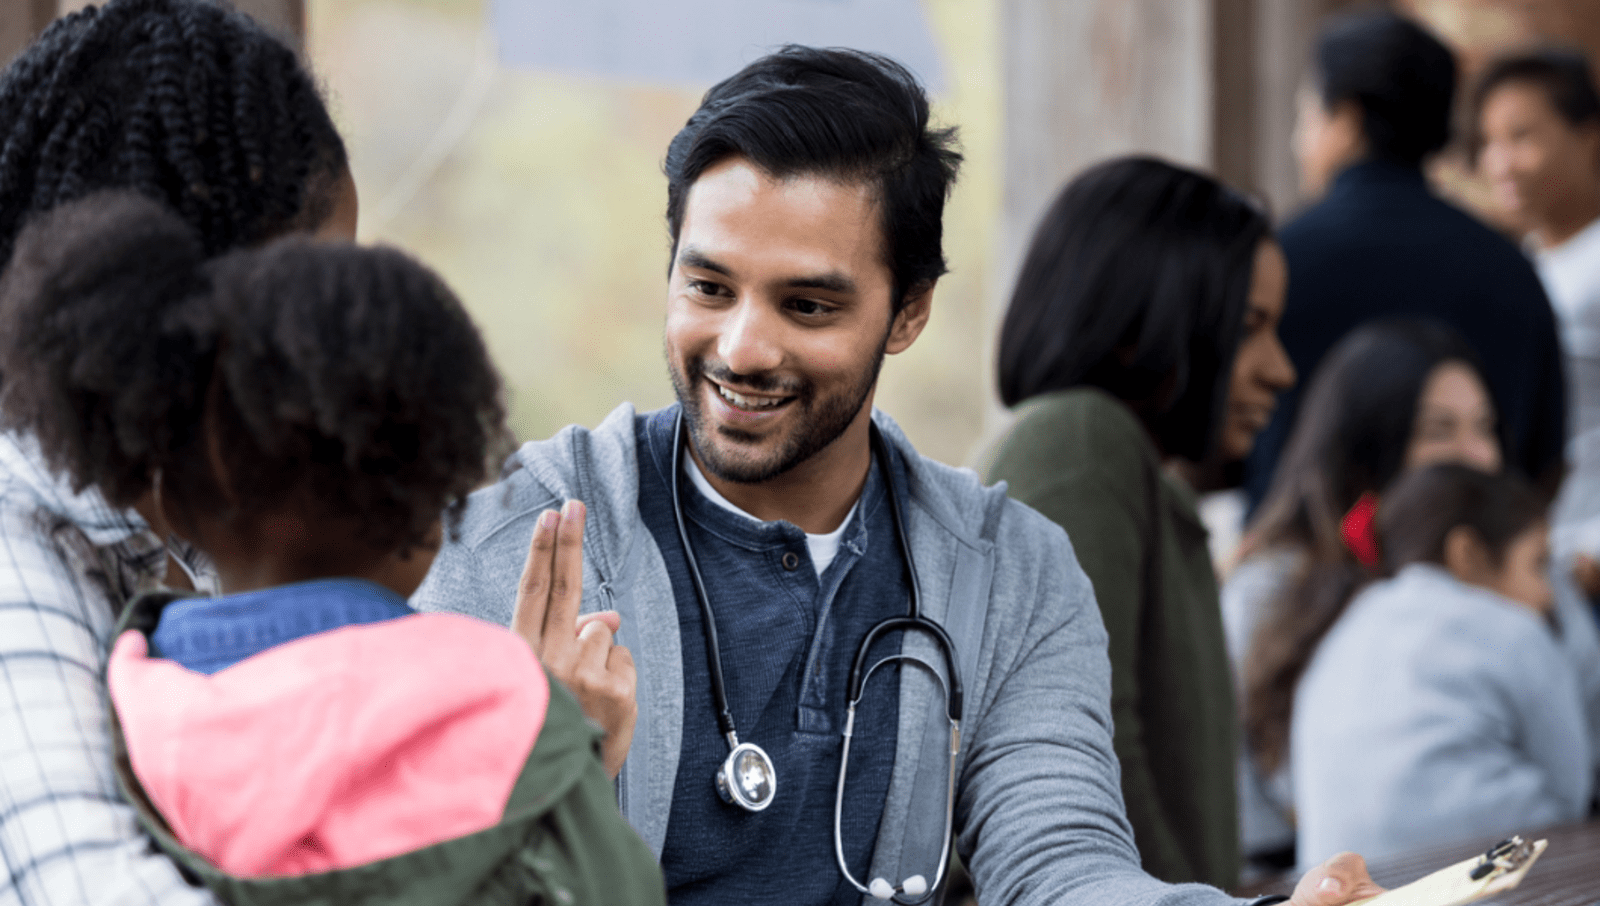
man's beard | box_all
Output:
[668,339,887,485]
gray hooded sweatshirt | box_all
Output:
[1293,563,1593,869]
[412,404,1250,906]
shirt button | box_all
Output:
[782,551,801,571]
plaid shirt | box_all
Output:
[0,433,219,906]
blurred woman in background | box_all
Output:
[984,156,1295,888]
[1228,319,1500,872]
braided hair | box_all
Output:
[0,191,505,555]
[0,0,348,270]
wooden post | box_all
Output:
[997,0,1374,289]
[999,0,1216,275]
[989,0,1356,436]
[2,0,57,65]
[54,0,303,46]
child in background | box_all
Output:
[0,191,665,905]
[1292,463,1592,869]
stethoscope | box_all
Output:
[669,410,964,903]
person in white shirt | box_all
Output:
[1475,58,1600,759]
[1476,49,1600,577]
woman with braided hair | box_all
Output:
[0,2,353,903]
[0,0,355,266]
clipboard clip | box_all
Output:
[1467,836,1534,881]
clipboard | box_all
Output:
[1350,836,1548,906]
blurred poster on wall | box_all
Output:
[491,0,945,90]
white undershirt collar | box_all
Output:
[683,454,861,577]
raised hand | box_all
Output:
[511,500,637,778]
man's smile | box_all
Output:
[709,379,794,413]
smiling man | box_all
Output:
[414,46,1384,906]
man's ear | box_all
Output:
[1327,99,1370,166]
[1579,121,1600,168]
[1442,525,1493,585]
[886,280,935,355]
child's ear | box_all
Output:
[1442,525,1493,585]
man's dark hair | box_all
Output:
[0,191,504,554]
[0,0,348,270]
[663,45,962,312]
[996,156,1270,463]
[1314,8,1457,166]
[1471,48,1600,158]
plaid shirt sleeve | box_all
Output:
[0,495,220,906]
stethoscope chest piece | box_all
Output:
[716,737,777,812]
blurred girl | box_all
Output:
[1293,464,1591,866]
[984,156,1296,887]
[1229,318,1501,869]
[0,192,664,904]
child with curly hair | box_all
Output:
[0,191,664,905]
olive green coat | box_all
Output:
[984,388,1239,888]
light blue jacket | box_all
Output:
[412,404,1247,905]
[1292,563,1593,869]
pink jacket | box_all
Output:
[107,612,548,878]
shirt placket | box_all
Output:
[795,516,870,734]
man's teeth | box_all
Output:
[717,385,786,410]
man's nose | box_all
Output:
[717,297,784,377]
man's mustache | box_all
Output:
[695,359,806,396]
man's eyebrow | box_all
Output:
[678,247,857,295]
[677,248,732,276]
[786,273,856,294]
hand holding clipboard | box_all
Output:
[1258,836,1547,906]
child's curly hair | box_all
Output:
[0,191,505,554]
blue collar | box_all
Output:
[152,578,413,674]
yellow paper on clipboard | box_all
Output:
[1347,837,1547,906]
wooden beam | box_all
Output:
[1,0,57,67]
[55,0,303,46]
[999,0,1216,288]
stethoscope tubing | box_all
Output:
[668,408,963,900]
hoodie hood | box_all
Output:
[108,611,548,878]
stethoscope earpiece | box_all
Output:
[868,875,928,900]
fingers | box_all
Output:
[506,500,635,777]
[542,501,587,657]
[511,509,560,654]
[1291,852,1385,906]
[574,618,629,694]
[606,640,635,674]
[572,619,639,778]
[575,610,622,635]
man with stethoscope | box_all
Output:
[413,45,1385,906]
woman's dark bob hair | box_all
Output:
[997,155,1270,462]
